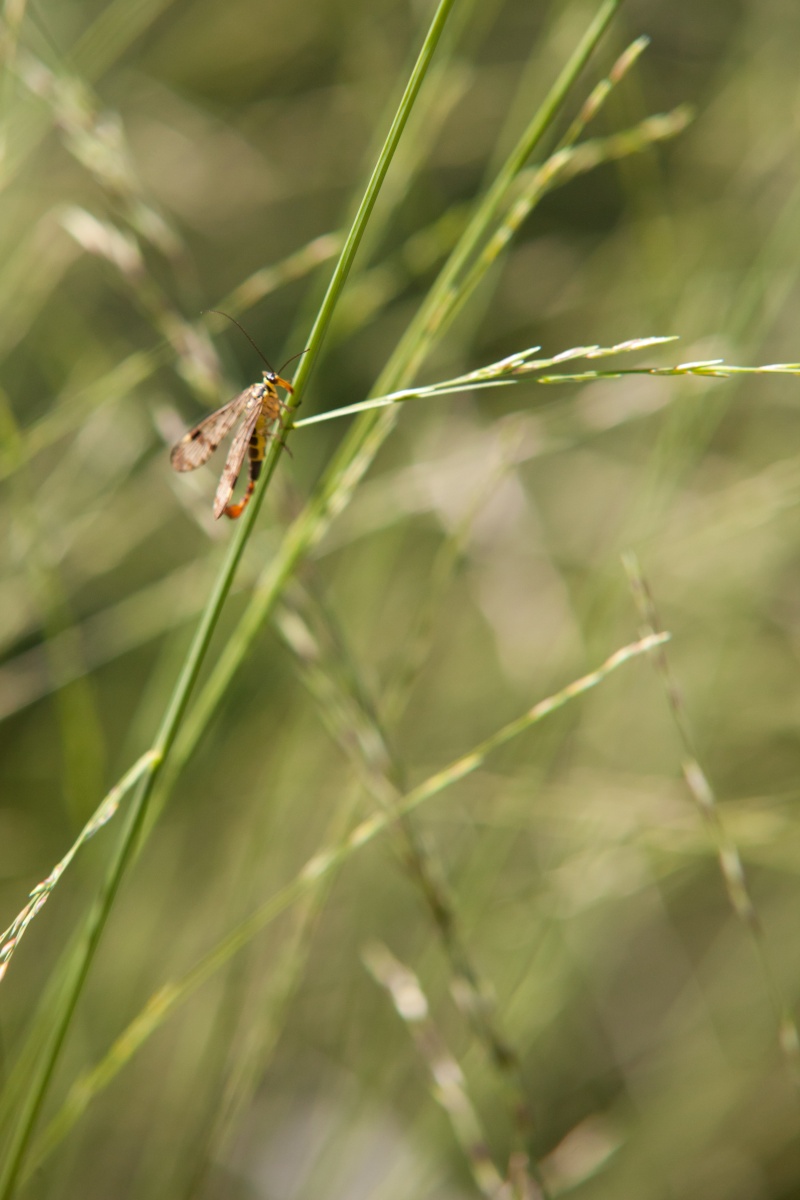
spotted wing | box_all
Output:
[170,387,255,473]
[212,401,262,519]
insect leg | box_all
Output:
[271,396,295,456]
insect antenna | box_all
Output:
[278,348,310,374]
[206,309,276,373]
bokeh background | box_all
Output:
[2,0,800,1196]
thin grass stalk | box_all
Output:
[279,0,499,361]
[451,107,693,335]
[276,578,542,1178]
[184,784,364,1194]
[390,0,622,376]
[0,2,458,1189]
[423,30,654,348]
[180,436,535,1182]
[623,551,800,1088]
[364,943,517,1199]
[24,631,667,1174]
[0,750,159,980]
[161,0,622,814]
[383,0,623,379]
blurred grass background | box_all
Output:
[2,0,800,1196]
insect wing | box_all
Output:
[213,402,262,519]
[170,388,254,473]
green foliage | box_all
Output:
[1,0,800,1197]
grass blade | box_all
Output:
[0,0,458,1188]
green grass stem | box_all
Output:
[0,0,457,1188]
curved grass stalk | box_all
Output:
[0,751,160,981]
[624,553,800,1089]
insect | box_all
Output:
[170,313,299,520]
